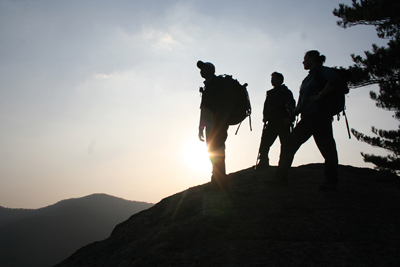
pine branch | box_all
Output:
[361,152,400,173]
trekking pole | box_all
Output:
[254,122,267,173]
[343,110,351,139]
[248,114,252,131]
[235,122,242,135]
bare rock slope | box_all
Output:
[55,164,400,267]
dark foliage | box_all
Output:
[333,0,400,39]
[333,0,400,174]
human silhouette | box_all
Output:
[268,50,340,191]
[197,61,231,191]
[256,72,295,170]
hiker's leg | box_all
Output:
[277,122,291,146]
[258,122,279,167]
[275,117,313,180]
[210,145,226,183]
[206,123,229,188]
[313,116,338,188]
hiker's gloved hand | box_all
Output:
[198,128,205,142]
[287,104,299,117]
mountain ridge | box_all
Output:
[0,193,153,267]
[0,193,151,227]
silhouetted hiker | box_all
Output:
[268,50,340,191]
[197,61,230,191]
[255,72,295,171]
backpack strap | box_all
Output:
[234,114,252,135]
[314,67,327,91]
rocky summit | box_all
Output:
[55,164,400,267]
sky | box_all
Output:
[0,0,396,209]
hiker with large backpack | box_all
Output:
[255,72,296,171]
[197,60,251,191]
[267,50,341,191]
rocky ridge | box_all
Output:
[55,164,400,267]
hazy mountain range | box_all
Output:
[0,194,153,267]
[55,164,400,267]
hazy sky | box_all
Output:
[0,0,395,208]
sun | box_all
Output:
[182,138,211,172]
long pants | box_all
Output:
[275,112,338,183]
[259,120,291,164]
[206,122,229,181]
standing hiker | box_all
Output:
[268,50,341,191]
[256,72,295,170]
[197,61,230,191]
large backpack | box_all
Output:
[221,75,252,132]
[315,67,351,118]
[316,67,352,139]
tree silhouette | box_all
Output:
[333,0,400,174]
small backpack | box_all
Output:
[221,75,252,133]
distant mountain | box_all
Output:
[0,207,36,227]
[0,194,153,267]
[55,164,400,267]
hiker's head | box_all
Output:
[271,72,284,87]
[303,50,326,70]
[197,61,215,79]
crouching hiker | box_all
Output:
[268,50,340,191]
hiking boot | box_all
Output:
[256,159,270,171]
[255,162,270,171]
[204,175,229,192]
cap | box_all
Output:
[197,61,215,73]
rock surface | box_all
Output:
[55,164,400,267]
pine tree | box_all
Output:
[333,0,400,174]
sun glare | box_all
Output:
[182,139,211,172]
